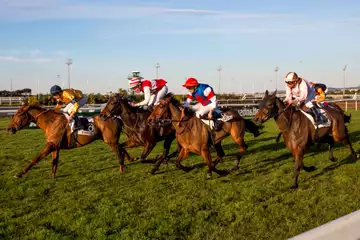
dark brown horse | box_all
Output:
[275,102,351,143]
[7,104,128,179]
[254,90,358,188]
[147,93,262,178]
[100,94,178,167]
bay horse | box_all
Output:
[147,93,262,178]
[254,90,358,188]
[7,104,128,179]
[100,93,178,166]
[275,102,351,143]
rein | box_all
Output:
[33,109,51,122]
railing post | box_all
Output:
[356,101,358,111]
[345,101,348,112]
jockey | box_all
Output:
[310,82,328,103]
[129,78,168,108]
[182,77,232,128]
[50,85,88,130]
[284,72,322,124]
[182,77,217,119]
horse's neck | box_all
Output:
[119,102,140,126]
[168,103,182,120]
[274,98,292,132]
[28,108,48,130]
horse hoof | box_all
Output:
[14,173,22,179]
[304,166,316,172]
[231,166,240,172]
[119,166,124,173]
[290,185,298,189]
[206,173,212,179]
[329,157,338,162]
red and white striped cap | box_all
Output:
[129,77,141,88]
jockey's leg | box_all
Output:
[306,101,320,123]
[195,105,211,118]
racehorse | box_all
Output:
[7,104,128,179]
[275,102,351,143]
[100,93,178,167]
[254,90,358,188]
[147,93,262,178]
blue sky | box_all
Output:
[0,0,359,94]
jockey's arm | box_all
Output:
[55,102,62,112]
[183,94,193,108]
[316,88,325,102]
[295,81,308,104]
[135,86,151,106]
[204,87,217,110]
[284,86,292,103]
[71,99,80,115]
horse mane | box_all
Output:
[164,92,196,116]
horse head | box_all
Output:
[254,90,279,124]
[100,93,134,119]
[147,93,174,126]
[7,105,33,134]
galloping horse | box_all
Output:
[147,93,262,178]
[7,104,128,179]
[275,102,351,143]
[254,90,358,188]
[100,93,178,166]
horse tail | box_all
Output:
[244,119,263,137]
[344,113,351,123]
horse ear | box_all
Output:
[265,90,269,96]
[271,90,277,97]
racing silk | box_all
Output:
[137,79,167,106]
[55,88,84,114]
[183,83,217,109]
[313,83,327,102]
[285,78,314,104]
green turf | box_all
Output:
[1,112,360,240]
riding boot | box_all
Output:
[308,107,320,124]
[73,115,82,130]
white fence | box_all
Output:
[290,209,360,240]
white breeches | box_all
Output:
[63,95,88,114]
[149,85,168,106]
[189,103,215,118]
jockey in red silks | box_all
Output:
[284,72,321,123]
[129,78,168,107]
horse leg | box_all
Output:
[15,143,55,178]
[162,134,175,163]
[342,130,358,160]
[201,147,228,179]
[176,148,191,172]
[51,149,60,179]
[139,142,157,164]
[291,149,316,189]
[108,143,126,172]
[230,134,247,172]
[150,137,175,174]
[120,139,139,162]
[319,135,337,162]
[213,141,225,166]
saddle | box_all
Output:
[300,107,331,129]
[200,108,234,131]
[63,113,95,135]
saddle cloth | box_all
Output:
[63,114,95,135]
[200,109,233,130]
[300,108,331,129]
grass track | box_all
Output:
[1,112,360,239]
